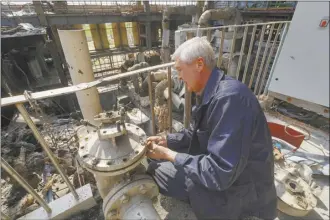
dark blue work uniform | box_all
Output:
[147,68,277,220]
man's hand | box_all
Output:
[147,136,167,148]
[146,141,177,162]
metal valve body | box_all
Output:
[76,109,160,219]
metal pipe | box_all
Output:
[236,26,248,80]
[15,103,79,200]
[58,29,102,126]
[227,26,237,74]
[1,62,175,107]
[1,157,52,213]
[148,72,156,135]
[197,7,241,36]
[184,84,191,128]
[248,25,266,89]
[257,23,283,97]
[217,28,225,68]
[167,67,172,133]
[254,24,275,94]
[242,25,257,85]
[263,23,290,96]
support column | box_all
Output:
[58,29,102,125]
[143,1,152,50]
[89,24,110,50]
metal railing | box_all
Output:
[175,21,290,97]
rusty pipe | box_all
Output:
[197,7,242,36]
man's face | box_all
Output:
[174,58,205,93]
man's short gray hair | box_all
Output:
[171,37,216,69]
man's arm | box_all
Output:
[166,128,193,150]
[173,94,254,191]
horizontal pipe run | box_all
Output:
[1,62,175,107]
[15,103,79,200]
[1,157,52,213]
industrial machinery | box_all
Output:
[76,108,160,219]
[267,2,329,118]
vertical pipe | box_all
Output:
[227,26,237,73]
[248,25,266,89]
[58,29,102,126]
[257,23,283,97]
[1,157,52,213]
[217,28,225,68]
[14,104,79,200]
[254,24,275,94]
[148,72,156,135]
[236,26,248,80]
[242,25,257,85]
[184,84,191,128]
[167,67,172,133]
[132,22,140,46]
[263,23,289,96]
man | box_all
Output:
[146,37,277,220]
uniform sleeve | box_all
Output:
[173,94,254,191]
[166,128,192,150]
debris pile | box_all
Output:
[1,111,97,219]
[272,137,327,217]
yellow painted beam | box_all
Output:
[119,22,129,47]
[111,23,129,48]
[89,24,110,50]
[132,22,140,46]
[111,23,121,48]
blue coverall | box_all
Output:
[147,68,277,219]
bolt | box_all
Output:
[120,195,129,204]
[139,184,147,194]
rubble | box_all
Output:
[0,112,97,219]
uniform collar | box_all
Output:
[201,67,224,106]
